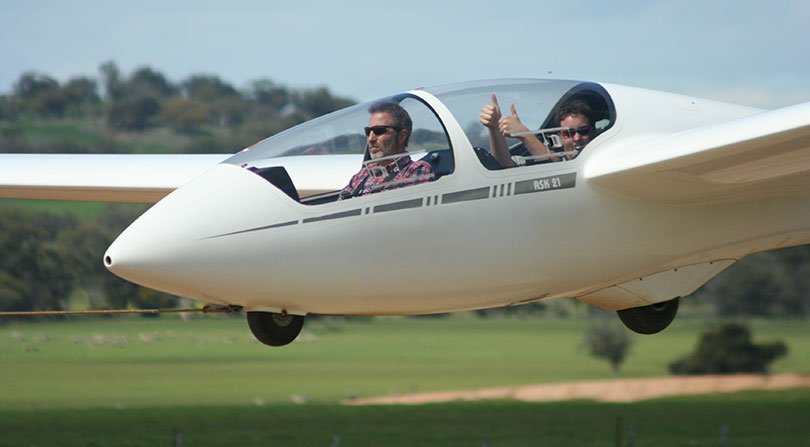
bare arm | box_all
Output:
[479,94,515,167]
[499,104,551,158]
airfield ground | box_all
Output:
[3,317,810,445]
[344,373,810,405]
[3,315,810,409]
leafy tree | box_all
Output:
[0,271,27,313]
[50,204,177,311]
[0,95,19,121]
[13,72,59,101]
[0,208,76,311]
[208,96,248,127]
[182,75,245,127]
[123,67,176,99]
[99,60,124,100]
[243,105,295,139]
[107,95,160,131]
[98,205,177,310]
[0,203,182,314]
[61,76,101,117]
[133,287,178,311]
[250,79,290,111]
[292,86,355,120]
[13,72,65,117]
[699,249,809,318]
[5,64,358,142]
[161,97,208,134]
[583,318,633,374]
[669,323,787,374]
[55,221,114,286]
[774,245,810,317]
[183,75,238,102]
[105,66,176,131]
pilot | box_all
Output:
[480,95,596,167]
[338,101,432,199]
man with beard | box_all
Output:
[339,101,433,199]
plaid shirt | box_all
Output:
[338,155,432,200]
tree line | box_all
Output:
[0,205,178,313]
[0,61,356,154]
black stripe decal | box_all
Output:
[204,219,299,239]
[442,187,490,204]
[205,175,575,240]
[302,209,362,223]
[374,198,423,213]
[514,173,576,195]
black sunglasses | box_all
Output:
[560,126,593,138]
[364,125,401,137]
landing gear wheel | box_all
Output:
[617,297,679,335]
[247,311,305,346]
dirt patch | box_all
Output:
[343,374,810,405]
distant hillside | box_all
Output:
[1,61,356,156]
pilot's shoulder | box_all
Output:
[408,159,433,172]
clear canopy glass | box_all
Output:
[223,79,614,202]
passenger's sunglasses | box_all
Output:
[364,125,401,137]
[559,126,593,138]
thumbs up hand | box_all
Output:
[479,94,502,130]
[498,103,530,137]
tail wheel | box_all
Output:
[247,311,305,347]
[617,297,679,335]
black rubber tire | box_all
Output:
[617,297,680,335]
[247,312,305,346]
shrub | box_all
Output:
[583,319,633,374]
[669,323,787,374]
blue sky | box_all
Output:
[2,0,809,108]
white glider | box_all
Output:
[2,79,809,346]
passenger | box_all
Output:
[479,95,596,167]
[338,101,432,199]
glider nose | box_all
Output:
[103,163,300,300]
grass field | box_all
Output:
[2,393,810,447]
[14,118,190,154]
[1,314,808,445]
[2,314,809,409]
[0,198,121,220]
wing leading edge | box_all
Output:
[0,153,365,204]
[584,101,810,203]
[0,154,230,203]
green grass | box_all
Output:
[1,315,808,410]
[0,200,147,221]
[1,392,809,446]
[17,119,105,147]
[0,198,109,219]
[112,126,192,154]
[1,316,809,445]
[9,118,192,154]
